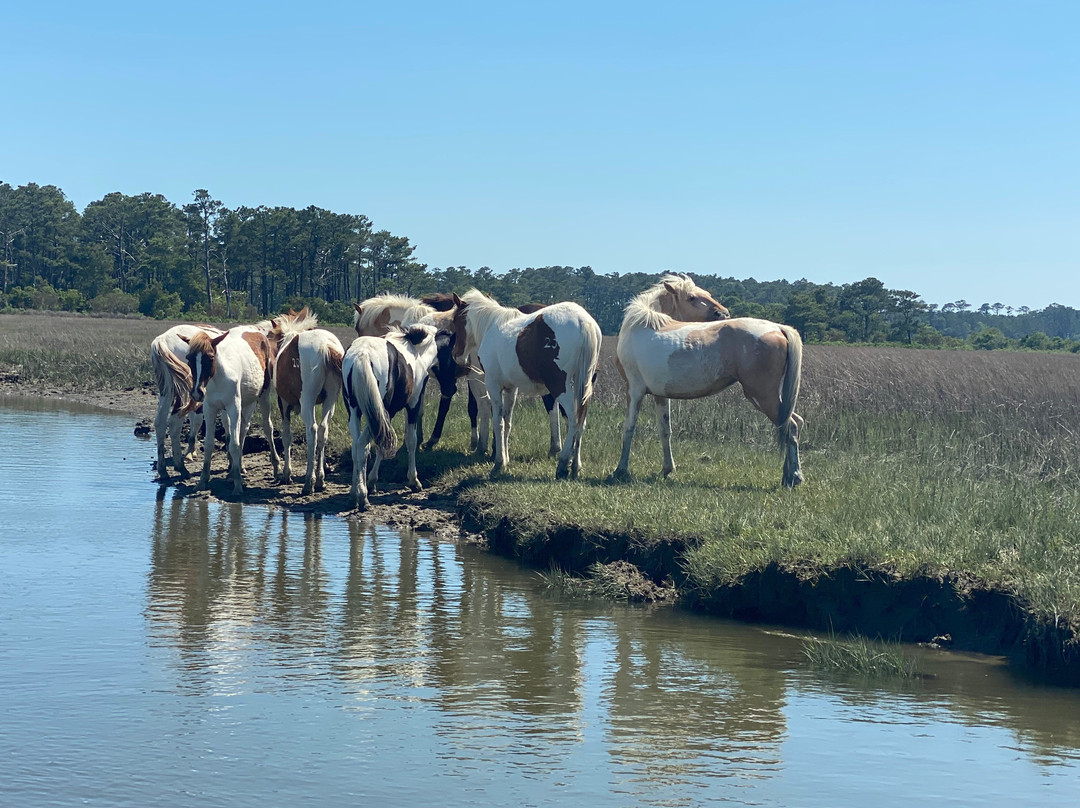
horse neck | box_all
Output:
[464,296,520,347]
[623,291,673,332]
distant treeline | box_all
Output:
[2,181,1078,352]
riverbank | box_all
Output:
[3,311,1079,683]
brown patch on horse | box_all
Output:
[373,307,392,335]
[451,301,470,361]
[384,341,414,416]
[327,346,344,379]
[421,292,457,312]
[241,331,274,395]
[515,314,566,398]
[517,302,545,314]
[275,337,303,408]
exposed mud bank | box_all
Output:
[460,503,1080,685]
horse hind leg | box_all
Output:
[543,393,562,457]
[781,412,804,488]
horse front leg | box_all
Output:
[488,383,507,477]
[231,400,255,495]
[155,395,174,480]
[184,408,205,466]
[468,372,492,456]
[405,404,422,492]
[611,387,645,482]
[199,405,218,490]
[655,396,675,477]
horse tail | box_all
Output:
[151,338,192,415]
[573,317,602,430]
[352,354,398,459]
[775,324,803,449]
[325,344,344,381]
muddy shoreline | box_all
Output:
[4,380,1078,684]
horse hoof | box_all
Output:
[548,447,561,458]
[606,468,632,484]
[555,464,570,480]
[409,481,423,493]
[356,499,369,511]
[301,484,314,496]
[314,480,325,492]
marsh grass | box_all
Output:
[802,633,924,679]
[5,314,1080,633]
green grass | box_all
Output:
[802,633,924,679]
[5,312,1080,639]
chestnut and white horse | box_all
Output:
[613,274,805,487]
[426,293,563,456]
[266,308,345,495]
[450,291,601,479]
[151,323,224,480]
[180,326,281,495]
[352,293,436,337]
[341,324,440,509]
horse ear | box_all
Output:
[452,293,463,307]
[211,331,229,347]
[353,303,363,315]
[663,281,678,295]
[179,335,191,344]
[298,306,309,318]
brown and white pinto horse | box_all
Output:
[266,308,345,495]
[612,274,805,487]
[341,324,440,510]
[180,326,281,495]
[352,293,437,337]
[150,323,224,480]
[451,291,601,479]
[425,293,564,456]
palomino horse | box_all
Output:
[150,323,224,480]
[425,293,564,456]
[180,326,281,495]
[266,307,345,495]
[341,323,440,509]
[450,291,602,479]
[612,274,805,487]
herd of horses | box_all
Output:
[150,274,805,509]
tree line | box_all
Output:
[1,180,1077,352]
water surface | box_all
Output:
[2,397,1079,806]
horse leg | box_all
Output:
[655,396,675,477]
[611,386,646,481]
[542,393,562,456]
[278,403,294,483]
[469,373,492,456]
[199,405,218,490]
[155,395,173,480]
[367,444,384,494]
[348,409,371,509]
[782,411,805,488]
[301,398,318,495]
[184,408,205,466]
[259,393,281,481]
[315,398,336,492]
[467,386,479,452]
[405,403,423,492]
[424,394,453,451]
[488,382,507,476]
[232,401,255,495]
[555,390,579,479]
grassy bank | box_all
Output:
[4,311,1080,676]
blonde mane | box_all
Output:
[621,274,701,331]
[353,293,435,334]
[273,306,319,339]
[459,289,526,354]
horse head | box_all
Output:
[660,274,729,322]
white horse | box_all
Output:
[266,307,345,495]
[450,290,565,458]
[341,324,440,509]
[180,326,282,495]
[450,291,601,479]
[613,273,805,487]
[150,323,224,480]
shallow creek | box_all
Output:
[2,398,1079,807]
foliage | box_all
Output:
[2,179,1078,351]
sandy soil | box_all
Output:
[0,379,480,545]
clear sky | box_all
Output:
[4,1,1077,309]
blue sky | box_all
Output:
[4,1,1077,309]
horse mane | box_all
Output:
[389,323,436,351]
[273,306,319,338]
[622,273,698,331]
[354,293,435,332]
[186,329,219,355]
[459,289,524,348]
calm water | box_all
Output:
[2,397,1079,807]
